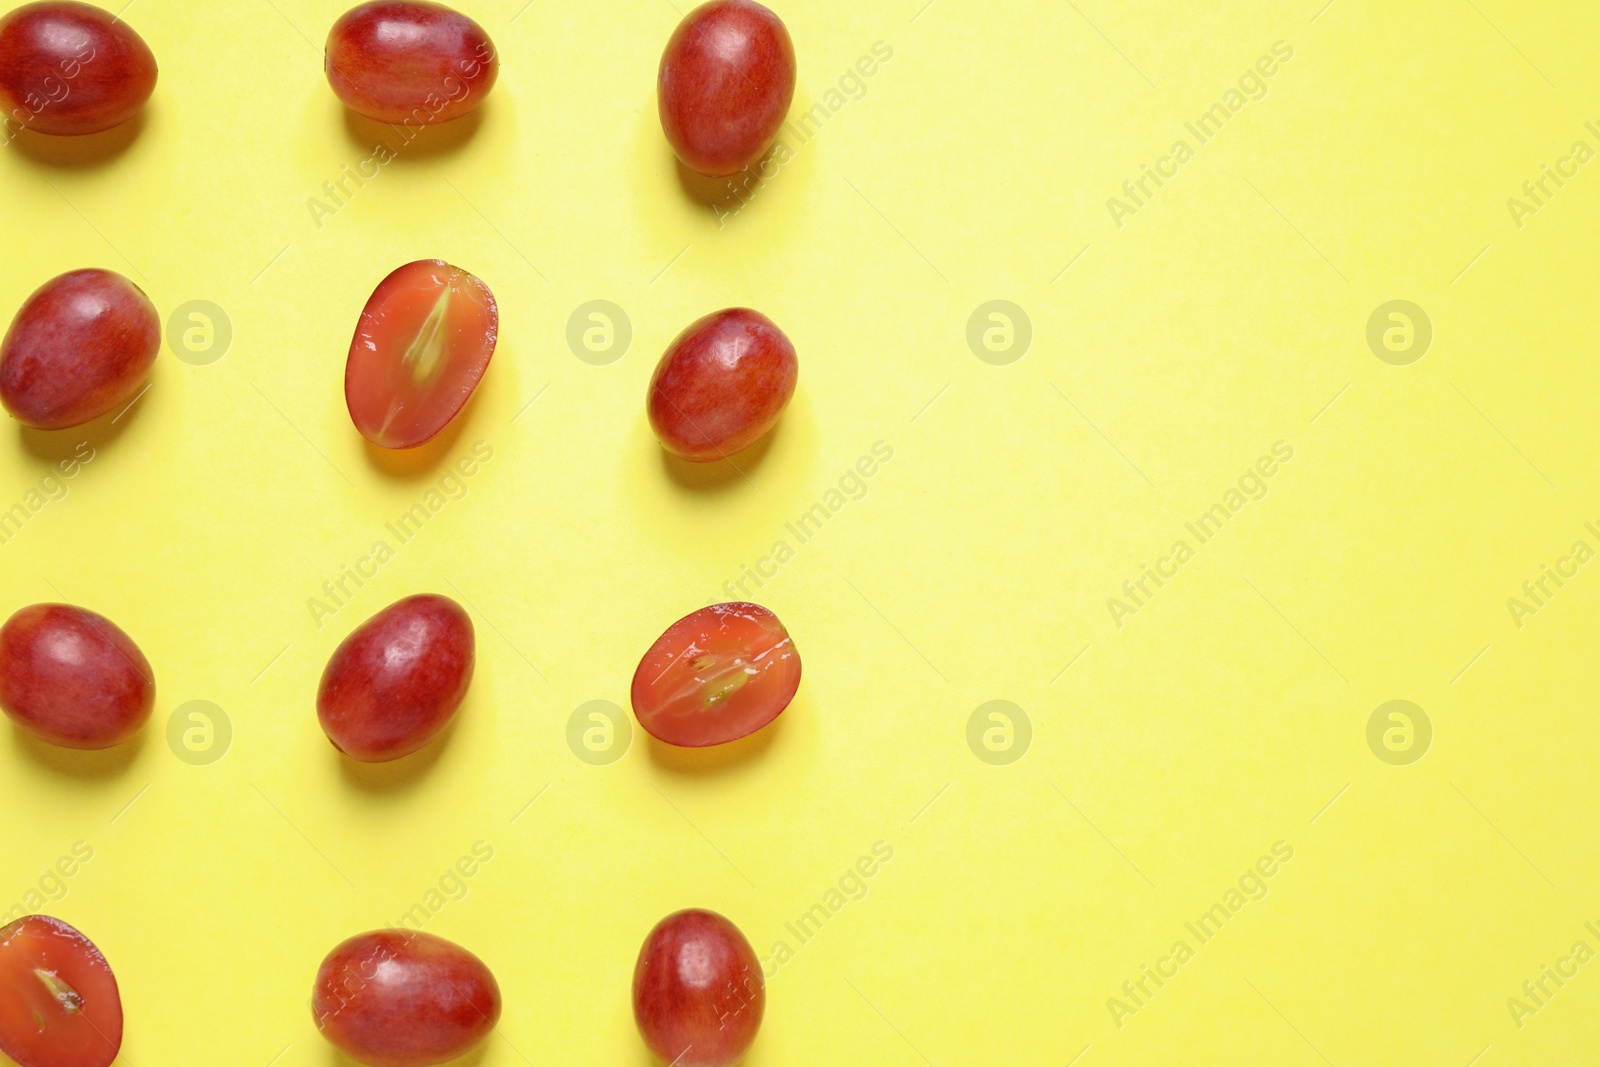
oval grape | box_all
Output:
[313,929,500,1067]
[658,0,796,176]
[345,260,498,450]
[631,602,799,747]
[0,603,154,749]
[633,909,764,1067]
[647,308,796,462]
[0,269,159,431]
[326,1,498,125]
[317,594,474,762]
[0,1,157,136]
[0,915,122,1067]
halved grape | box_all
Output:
[631,602,799,747]
[0,915,122,1067]
[344,260,498,449]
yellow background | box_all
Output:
[1,0,1598,1063]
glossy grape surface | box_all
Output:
[0,603,154,749]
[0,269,159,430]
[633,909,764,1067]
[345,259,498,450]
[0,1,157,136]
[647,308,796,462]
[318,594,475,762]
[658,0,795,176]
[0,916,122,1067]
[631,602,800,747]
[326,1,497,125]
[313,929,500,1067]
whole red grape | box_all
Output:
[633,909,764,1067]
[313,929,500,1067]
[0,269,159,431]
[647,308,797,462]
[317,594,475,762]
[0,1,157,136]
[0,603,154,749]
[326,1,498,125]
[658,0,796,176]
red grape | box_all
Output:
[658,0,796,176]
[647,308,796,462]
[345,260,498,450]
[633,909,764,1067]
[0,916,122,1067]
[313,929,500,1067]
[326,1,498,125]
[0,603,153,750]
[0,269,159,431]
[318,594,474,762]
[0,1,157,136]
[631,602,799,747]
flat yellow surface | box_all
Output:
[1,0,1598,1063]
